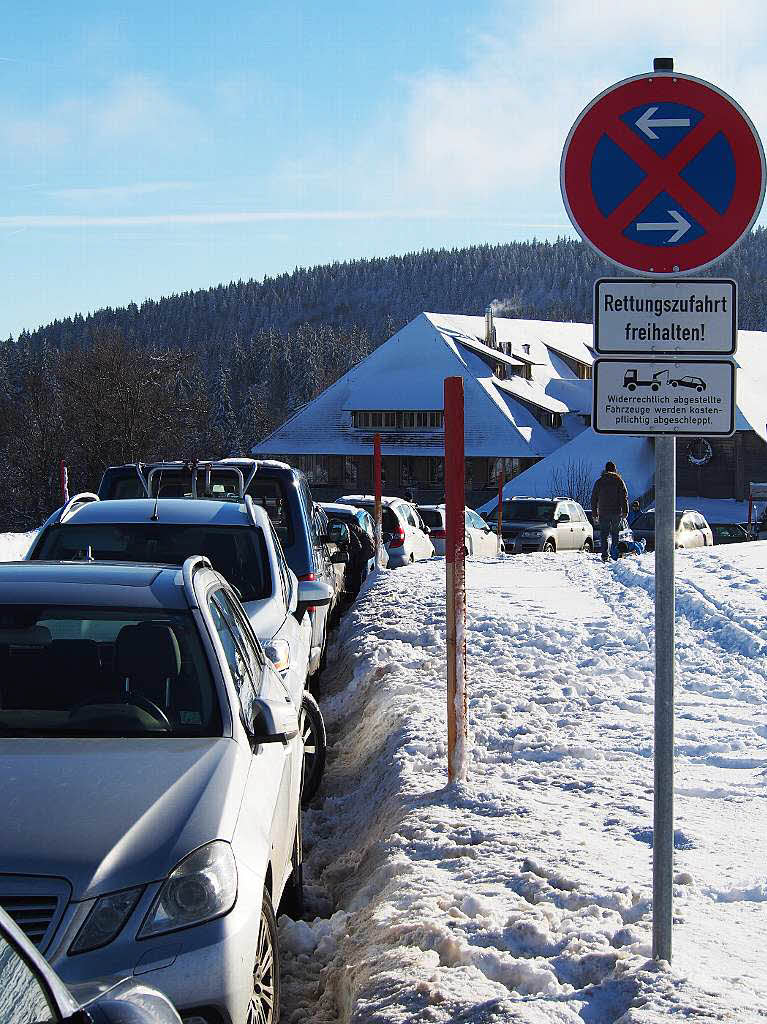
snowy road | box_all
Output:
[282,545,767,1023]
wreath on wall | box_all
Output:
[687,437,714,467]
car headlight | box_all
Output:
[521,529,543,538]
[70,887,144,954]
[138,841,237,939]
[265,638,290,676]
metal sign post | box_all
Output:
[562,56,765,964]
[497,464,505,556]
[653,434,676,961]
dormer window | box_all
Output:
[352,410,444,430]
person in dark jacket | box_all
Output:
[590,461,629,562]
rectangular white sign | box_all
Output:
[593,358,736,436]
[594,278,736,355]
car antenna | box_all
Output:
[150,470,162,521]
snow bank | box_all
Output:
[280,549,767,1022]
[0,531,36,561]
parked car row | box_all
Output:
[1,456,377,1024]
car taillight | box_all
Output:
[389,526,406,548]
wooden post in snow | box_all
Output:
[497,464,505,556]
[444,377,467,782]
[374,433,384,569]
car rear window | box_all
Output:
[418,509,444,528]
[35,524,271,602]
[0,606,221,737]
[247,479,295,548]
[352,502,399,533]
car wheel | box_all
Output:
[627,383,636,391]
[279,813,304,918]
[250,889,280,1024]
[583,538,593,552]
[300,693,327,807]
[543,540,556,553]
[671,380,678,387]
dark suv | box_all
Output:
[97,458,342,676]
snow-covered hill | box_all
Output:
[282,545,767,1023]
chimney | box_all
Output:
[484,305,497,348]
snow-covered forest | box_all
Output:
[3,231,767,529]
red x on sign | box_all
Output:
[561,72,765,274]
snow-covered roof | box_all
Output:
[478,430,656,515]
[253,312,590,459]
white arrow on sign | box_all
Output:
[636,209,692,244]
[636,106,691,140]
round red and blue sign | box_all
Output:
[561,71,765,275]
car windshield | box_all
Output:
[0,606,221,737]
[499,501,556,523]
[632,512,684,530]
[36,524,271,602]
[418,509,444,528]
[352,503,399,532]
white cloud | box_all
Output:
[0,210,448,229]
[398,0,767,206]
[46,181,198,202]
[0,73,201,153]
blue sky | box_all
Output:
[2,0,765,338]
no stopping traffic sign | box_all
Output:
[561,72,765,274]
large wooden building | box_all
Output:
[252,311,595,506]
[252,313,767,507]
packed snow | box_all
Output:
[281,545,767,1023]
[0,532,36,561]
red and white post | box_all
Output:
[496,463,505,556]
[444,376,467,783]
[374,433,384,569]
[60,460,69,505]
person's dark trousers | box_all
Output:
[599,516,621,561]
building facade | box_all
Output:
[252,311,594,505]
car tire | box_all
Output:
[543,540,556,553]
[300,693,327,807]
[250,889,280,1024]
[279,814,304,918]
[583,538,593,552]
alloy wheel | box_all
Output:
[248,906,276,1024]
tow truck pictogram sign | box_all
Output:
[561,72,765,274]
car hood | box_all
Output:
[502,520,553,531]
[0,738,248,900]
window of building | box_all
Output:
[344,456,358,487]
[489,458,524,484]
[400,456,415,486]
[292,455,328,485]
[351,410,444,431]
[428,457,444,486]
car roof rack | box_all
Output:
[145,459,259,500]
[59,492,100,524]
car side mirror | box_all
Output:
[328,521,350,547]
[557,513,571,523]
[297,578,333,610]
[250,696,299,746]
[422,525,431,535]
